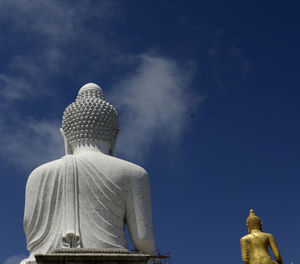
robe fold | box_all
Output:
[23,151,156,263]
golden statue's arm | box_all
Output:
[268,234,283,264]
[240,237,250,264]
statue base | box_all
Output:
[35,253,152,264]
[35,249,153,264]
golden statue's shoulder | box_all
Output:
[240,234,251,241]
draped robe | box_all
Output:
[22,151,155,263]
[240,232,281,264]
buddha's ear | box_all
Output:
[108,131,119,156]
[60,128,73,155]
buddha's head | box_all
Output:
[61,83,119,155]
[246,209,262,233]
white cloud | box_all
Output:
[0,1,120,168]
[109,54,199,160]
[0,2,200,165]
[0,74,31,100]
[0,118,64,171]
[0,55,199,169]
[0,0,117,43]
[3,255,26,264]
[0,0,119,101]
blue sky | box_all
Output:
[0,1,299,263]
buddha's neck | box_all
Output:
[71,141,110,155]
[250,229,261,233]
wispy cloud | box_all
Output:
[0,1,119,169]
[209,29,250,90]
[109,54,199,160]
[0,0,119,101]
[3,254,26,264]
[0,117,64,171]
[0,1,200,167]
[0,0,117,45]
[0,54,199,168]
[0,74,31,100]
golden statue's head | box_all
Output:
[246,209,262,232]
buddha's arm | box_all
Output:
[269,235,283,264]
[125,169,155,254]
[240,237,250,264]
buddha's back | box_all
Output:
[241,232,277,264]
[75,151,152,249]
[24,151,154,259]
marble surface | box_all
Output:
[21,83,155,264]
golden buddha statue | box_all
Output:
[240,209,283,264]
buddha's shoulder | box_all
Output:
[241,234,252,241]
[110,156,148,177]
[26,158,64,186]
[241,232,272,241]
[76,153,149,183]
[262,232,273,238]
[30,157,64,176]
[92,153,148,177]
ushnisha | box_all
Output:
[21,83,155,264]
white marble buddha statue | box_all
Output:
[21,83,155,264]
